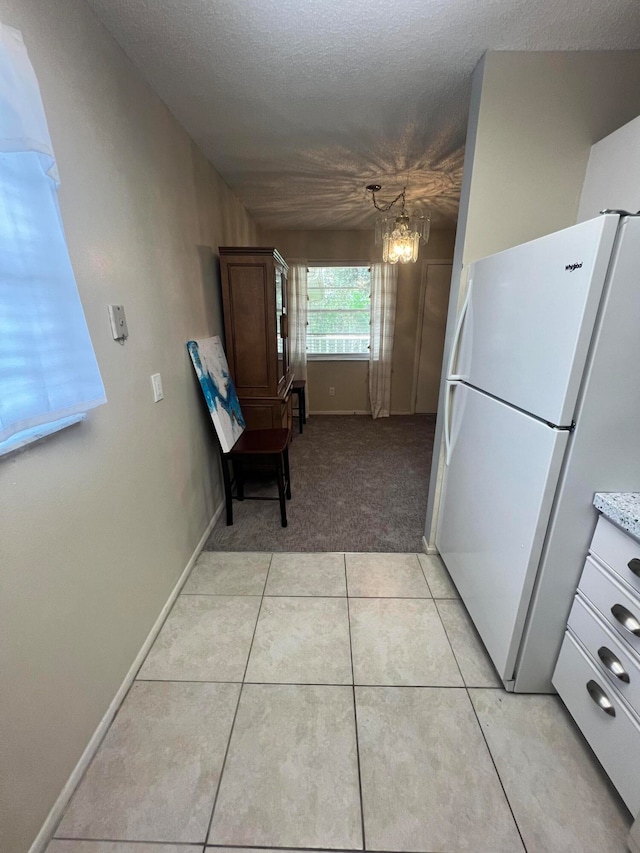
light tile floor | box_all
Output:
[51,552,632,853]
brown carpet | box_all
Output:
[205,414,435,553]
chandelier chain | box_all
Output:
[370,186,406,213]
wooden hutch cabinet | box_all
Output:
[219,247,293,431]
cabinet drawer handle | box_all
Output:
[611,604,640,637]
[586,680,616,717]
[628,558,640,578]
[597,646,630,683]
[280,314,288,338]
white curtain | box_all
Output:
[288,262,309,412]
[0,25,106,453]
[369,262,398,418]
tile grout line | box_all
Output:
[431,582,498,689]
[52,840,207,848]
[415,552,435,599]
[182,592,443,599]
[466,691,529,853]
[54,838,446,852]
[204,845,384,852]
[180,592,264,597]
[431,597,466,688]
[432,595,527,849]
[134,677,504,688]
[345,553,367,852]
[52,839,205,847]
[202,551,275,847]
[204,846,384,852]
[183,592,347,598]
[418,586,528,851]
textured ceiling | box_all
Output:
[86,0,640,230]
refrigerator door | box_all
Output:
[452,214,619,426]
[436,383,569,681]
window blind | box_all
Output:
[0,25,105,455]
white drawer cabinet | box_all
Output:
[568,593,640,714]
[592,515,640,597]
[579,556,640,658]
[554,632,640,815]
[553,510,640,813]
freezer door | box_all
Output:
[436,383,569,681]
[453,215,619,426]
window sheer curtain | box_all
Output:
[0,25,105,454]
[369,262,398,418]
[288,262,309,412]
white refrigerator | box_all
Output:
[436,212,640,692]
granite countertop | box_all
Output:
[594,492,640,540]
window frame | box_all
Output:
[306,262,371,362]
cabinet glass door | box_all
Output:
[275,268,288,384]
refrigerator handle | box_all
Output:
[447,276,473,381]
[444,380,460,466]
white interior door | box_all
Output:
[436,383,569,681]
[415,263,452,413]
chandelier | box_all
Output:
[366,184,431,264]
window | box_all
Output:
[307,265,370,358]
[0,25,106,456]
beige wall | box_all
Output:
[425,49,640,546]
[309,360,370,412]
[263,229,455,414]
[462,51,640,265]
[578,114,640,221]
[0,2,259,851]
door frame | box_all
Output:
[410,259,453,414]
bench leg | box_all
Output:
[276,452,288,527]
[234,458,245,500]
[283,446,291,499]
[293,388,303,434]
[221,455,233,525]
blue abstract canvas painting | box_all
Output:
[187,336,245,453]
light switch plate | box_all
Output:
[151,373,164,402]
[108,304,128,340]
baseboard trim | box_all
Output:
[309,409,370,415]
[28,499,225,853]
[421,535,439,555]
